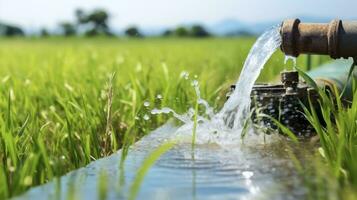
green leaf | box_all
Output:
[295,67,319,90]
[257,113,298,143]
[129,141,176,200]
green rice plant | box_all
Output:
[54,177,62,200]
[98,170,108,200]
[128,141,176,200]
[256,113,298,142]
[296,67,357,199]
[66,176,78,200]
[191,97,199,156]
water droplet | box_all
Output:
[180,71,189,80]
[49,105,56,112]
[284,55,297,67]
[144,101,150,107]
[143,114,150,121]
[191,80,199,86]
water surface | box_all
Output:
[14,122,304,200]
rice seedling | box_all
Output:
[98,170,108,200]
[191,95,199,156]
[293,67,357,200]
[128,141,176,200]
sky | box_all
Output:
[0,0,356,31]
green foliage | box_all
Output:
[191,97,199,154]
[125,27,142,38]
[98,170,108,200]
[297,69,357,200]
[174,26,189,37]
[190,25,210,37]
[257,113,298,142]
[59,22,77,36]
[162,30,173,37]
[129,141,176,200]
[75,9,112,36]
[167,25,211,37]
[40,28,50,37]
[0,23,24,37]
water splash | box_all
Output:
[151,26,282,145]
[192,80,215,119]
[284,55,297,70]
[219,26,282,129]
[151,107,192,124]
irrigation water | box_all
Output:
[151,25,282,145]
[14,26,305,200]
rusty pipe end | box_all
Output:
[280,19,301,57]
[280,18,357,59]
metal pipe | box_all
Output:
[280,19,357,59]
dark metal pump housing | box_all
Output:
[229,71,318,137]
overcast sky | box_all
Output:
[0,0,356,30]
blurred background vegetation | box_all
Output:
[0,8,250,38]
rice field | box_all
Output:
[0,37,354,199]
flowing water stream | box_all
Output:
[151,25,282,145]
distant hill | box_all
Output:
[140,15,347,37]
[207,16,339,36]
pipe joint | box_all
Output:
[280,19,300,57]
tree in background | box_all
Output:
[40,28,50,37]
[75,9,87,24]
[59,22,77,36]
[125,27,143,37]
[190,25,210,37]
[162,29,172,37]
[0,23,24,36]
[174,26,189,37]
[163,25,211,38]
[76,9,112,36]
